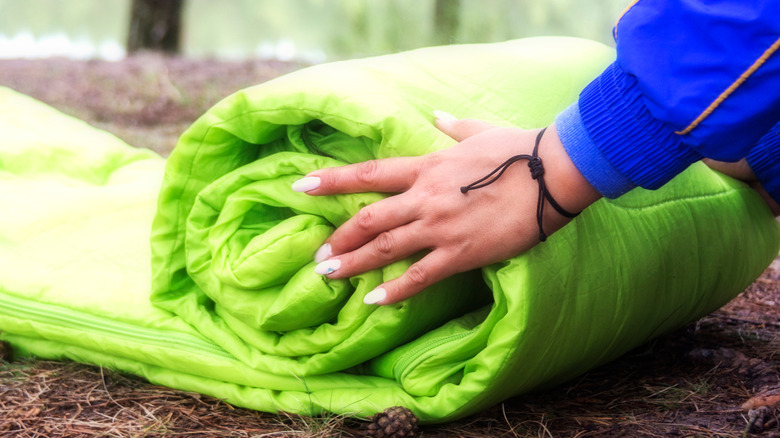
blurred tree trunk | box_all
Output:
[127,0,183,54]
[434,0,460,45]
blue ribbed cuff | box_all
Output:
[555,102,636,198]
[746,124,780,204]
[576,62,702,190]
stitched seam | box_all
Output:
[613,0,641,40]
[676,35,780,136]
[608,184,753,212]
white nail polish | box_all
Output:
[433,110,457,122]
[314,243,332,263]
[292,176,320,192]
[363,288,387,305]
[315,259,341,275]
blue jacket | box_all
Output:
[555,0,780,201]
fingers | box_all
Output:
[363,250,456,305]
[293,111,495,196]
[293,110,499,307]
[314,220,446,307]
[318,241,457,306]
[324,194,419,256]
[317,221,424,280]
[294,157,420,195]
[434,111,495,142]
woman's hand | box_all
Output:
[293,113,601,305]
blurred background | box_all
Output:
[0,0,631,154]
[0,0,629,63]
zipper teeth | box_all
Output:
[393,331,475,380]
[0,292,234,360]
[300,123,334,159]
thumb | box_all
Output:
[433,110,495,142]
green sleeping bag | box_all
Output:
[1,37,778,423]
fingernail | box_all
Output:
[315,258,341,275]
[433,110,457,122]
[314,243,332,263]
[363,287,386,305]
[292,176,320,192]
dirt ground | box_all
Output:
[1,55,779,437]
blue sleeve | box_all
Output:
[555,0,780,198]
[746,122,780,204]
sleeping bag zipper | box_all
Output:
[0,291,234,360]
[392,331,476,381]
[300,122,335,159]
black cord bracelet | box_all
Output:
[460,127,579,242]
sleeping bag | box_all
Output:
[0,37,778,423]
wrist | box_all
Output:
[538,124,602,216]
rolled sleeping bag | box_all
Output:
[0,37,777,423]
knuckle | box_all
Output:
[420,153,442,172]
[419,182,445,198]
[414,154,446,197]
[448,240,474,261]
[452,238,472,255]
[433,223,458,246]
[405,263,428,287]
[374,232,395,257]
[355,207,376,232]
[355,160,379,185]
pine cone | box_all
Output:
[364,406,419,437]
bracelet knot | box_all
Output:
[527,157,544,180]
[459,127,579,242]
